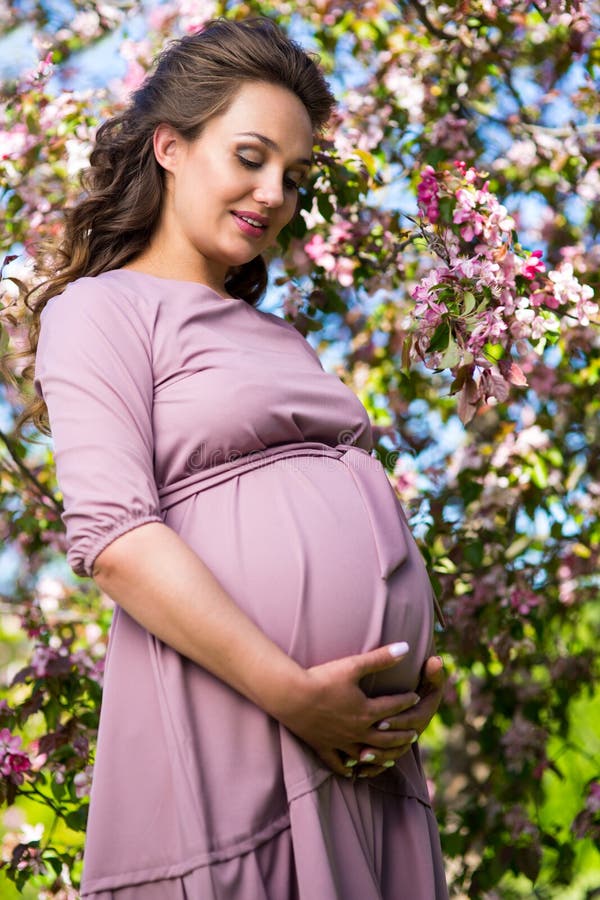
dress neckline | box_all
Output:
[104,268,243,303]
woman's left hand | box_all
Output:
[346,654,446,779]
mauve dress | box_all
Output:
[34,268,449,899]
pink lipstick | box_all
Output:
[230,210,268,239]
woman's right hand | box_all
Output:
[275,643,422,778]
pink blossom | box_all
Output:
[178,0,219,34]
[0,728,31,784]
[501,713,548,774]
[411,270,449,328]
[587,781,600,814]
[512,306,549,341]
[383,68,424,124]
[548,263,597,325]
[30,644,72,678]
[23,52,54,86]
[304,234,337,271]
[71,10,101,39]
[0,126,37,161]
[520,250,545,280]
[282,290,303,321]
[505,804,540,840]
[148,2,177,30]
[303,227,358,287]
[334,255,357,287]
[73,765,94,799]
[417,166,440,223]
[329,221,353,243]
[430,115,470,153]
[452,188,485,241]
[507,587,542,616]
[505,138,539,169]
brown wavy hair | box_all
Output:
[9,15,335,439]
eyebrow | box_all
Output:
[234,131,312,167]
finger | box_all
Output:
[377,689,443,734]
[364,727,418,747]
[366,690,424,722]
[360,731,418,757]
[371,693,420,731]
[317,748,355,779]
[420,655,445,693]
[356,765,387,779]
[352,642,410,680]
[356,754,409,779]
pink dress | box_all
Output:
[34,268,448,899]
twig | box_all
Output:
[406,0,458,41]
[0,426,63,513]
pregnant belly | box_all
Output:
[165,454,434,694]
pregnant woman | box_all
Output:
[31,16,449,899]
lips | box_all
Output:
[231,211,268,239]
[232,209,269,227]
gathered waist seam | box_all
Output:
[158,440,364,513]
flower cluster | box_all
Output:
[304,220,359,287]
[407,162,598,421]
[0,729,31,787]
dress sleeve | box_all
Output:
[34,278,164,579]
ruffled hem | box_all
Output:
[82,779,448,900]
[82,824,298,899]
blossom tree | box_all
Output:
[1,1,599,896]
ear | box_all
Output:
[153,123,184,175]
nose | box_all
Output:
[252,169,285,209]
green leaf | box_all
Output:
[531,456,548,489]
[46,854,64,876]
[505,535,530,560]
[353,148,378,178]
[483,342,504,362]
[464,541,484,567]
[462,291,477,315]
[437,335,461,369]
[65,805,88,832]
[317,193,335,221]
[427,322,450,353]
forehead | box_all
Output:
[211,82,314,154]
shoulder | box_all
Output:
[41,271,160,335]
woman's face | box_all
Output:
[152,80,315,289]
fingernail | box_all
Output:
[361,752,376,763]
[358,771,370,778]
[344,759,358,768]
[411,695,421,707]
[436,656,444,666]
[411,734,418,743]
[383,760,395,768]
[389,642,409,658]
[377,720,391,731]
[343,771,353,778]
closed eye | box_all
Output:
[236,154,301,191]
[237,155,260,170]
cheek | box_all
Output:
[281,196,300,226]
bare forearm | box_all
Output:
[92,521,305,718]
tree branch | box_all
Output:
[405,0,458,41]
[0,427,63,513]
